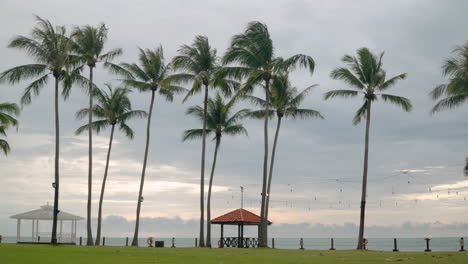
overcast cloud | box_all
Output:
[0,0,467,238]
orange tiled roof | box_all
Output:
[210,208,272,225]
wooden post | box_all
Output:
[195,238,198,247]
[126,237,129,246]
[220,224,224,248]
[393,238,399,252]
[330,238,335,250]
[299,238,304,250]
[424,238,431,252]
[272,238,275,249]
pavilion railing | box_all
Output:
[221,237,258,248]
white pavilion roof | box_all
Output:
[10,204,84,221]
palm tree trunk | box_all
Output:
[95,124,115,246]
[132,89,156,246]
[86,66,94,246]
[265,116,282,221]
[259,78,270,248]
[357,101,371,249]
[51,76,60,244]
[199,84,209,247]
[206,136,220,248]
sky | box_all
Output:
[0,0,467,238]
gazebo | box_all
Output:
[210,208,272,248]
[10,204,84,244]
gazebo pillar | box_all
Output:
[16,219,21,242]
[237,224,241,248]
[220,224,224,248]
[32,220,35,242]
[59,220,63,243]
[36,220,39,241]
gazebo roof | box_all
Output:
[210,208,272,225]
[10,204,84,221]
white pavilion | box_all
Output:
[10,204,84,244]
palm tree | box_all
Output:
[430,43,467,177]
[324,47,412,249]
[107,46,185,246]
[430,43,468,113]
[0,102,19,155]
[465,157,468,177]
[183,93,248,247]
[72,23,122,246]
[246,75,323,222]
[75,85,146,246]
[169,36,237,247]
[0,16,75,244]
[221,21,315,247]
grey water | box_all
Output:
[1,236,464,252]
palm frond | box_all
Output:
[20,74,50,105]
[223,124,248,137]
[119,123,135,139]
[247,109,275,119]
[378,73,407,91]
[75,119,110,135]
[285,108,324,120]
[0,64,48,84]
[182,128,213,142]
[353,101,368,125]
[0,139,11,155]
[324,89,359,100]
[274,54,315,75]
[430,95,467,114]
[380,94,412,112]
[103,62,134,79]
[330,68,365,89]
[430,84,448,100]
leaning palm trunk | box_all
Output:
[259,78,270,247]
[198,84,209,247]
[357,101,372,249]
[51,76,60,244]
[132,90,156,246]
[86,66,94,246]
[265,116,282,221]
[95,124,115,245]
[206,136,220,248]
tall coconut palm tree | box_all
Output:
[72,23,122,246]
[107,46,185,246]
[324,47,412,249]
[246,75,323,222]
[0,16,76,244]
[169,36,237,247]
[183,93,249,247]
[0,102,19,155]
[221,21,315,247]
[429,43,468,176]
[75,85,146,245]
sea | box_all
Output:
[0,236,464,252]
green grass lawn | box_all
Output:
[0,244,467,264]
